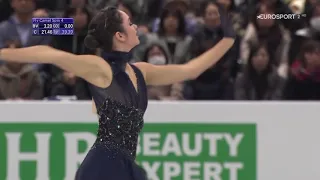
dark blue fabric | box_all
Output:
[75,51,148,180]
[90,51,147,111]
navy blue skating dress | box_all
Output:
[75,51,148,180]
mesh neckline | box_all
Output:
[102,51,132,72]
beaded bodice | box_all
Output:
[88,51,148,160]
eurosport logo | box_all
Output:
[257,13,306,20]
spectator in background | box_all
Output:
[145,8,192,64]
[304,0,320,17]
[143,43,184,100]
[50,7,93,54]
[40,6,94,98]
[234,44,284,100]
[0,0,13,23]
[94,0,143,19]
[0,0,51,49]
[261,0,302,31]
[152,0,200,35]
[36,0,62,11]
[68,0,87,7]
[33,8,49,18]
[305,1,320,39]
[291,1,320,63]
[146,0,165,23]
[183,0,234,100]
[239,0,299,31]
[287,0,307,15]
[117,1,135,20]
[240,4,291,78]
[65,0,98,15]
[137,24,150,34]
[284,40,320,100]
[0,40,43,100]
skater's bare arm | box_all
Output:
[135,38,234,86]
[135,5,235,86]
[0,45,112,87]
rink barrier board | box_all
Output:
[0,101,319,180]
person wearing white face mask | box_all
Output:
[143,43,184,100]
[147,55,167,65]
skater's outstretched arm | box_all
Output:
[135,5,235,86]
[0,45,112,88]
[135,38,234,85]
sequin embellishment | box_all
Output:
[92,97,144,160]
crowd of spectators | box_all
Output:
[0,0,319,101]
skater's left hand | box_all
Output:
[218,5,236,39]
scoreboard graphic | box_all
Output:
[32,18,74,36]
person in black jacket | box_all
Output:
[183,0,236,100]
[40,6,94,99]
[284,40,320,100]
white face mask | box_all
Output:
[310,17,320,32]
[148,55,167,65]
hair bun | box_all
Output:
[84,34,100,49]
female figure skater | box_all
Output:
[0,6,235,180]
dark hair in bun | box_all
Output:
[84,32,100,49]
[84,6,125,52]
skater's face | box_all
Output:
[113,11,139,51]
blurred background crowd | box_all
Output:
[0,0,319,101]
